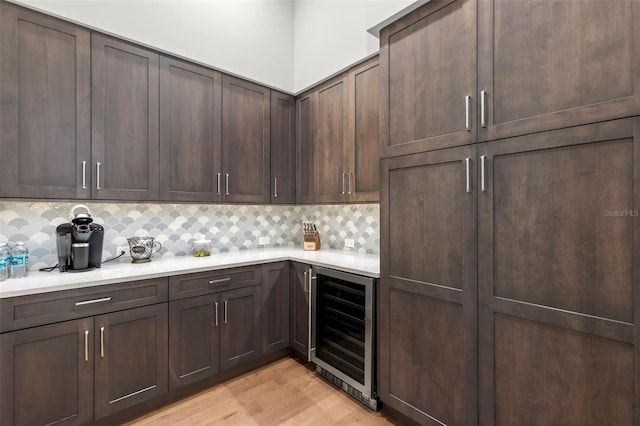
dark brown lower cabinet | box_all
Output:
[0,302,168,425]
[379,146,478,425]
[219,286,262,371]
[169,284,261,389]
[290,262,311,359]
[261,262,290,354]
[168,293,220,389]
[94,304,168,419]
[478,118,640,425]
[0,318,94,426]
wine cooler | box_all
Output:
[310,266,377,410]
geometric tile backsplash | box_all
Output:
[0,201,379,271]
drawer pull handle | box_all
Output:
[208,278,231,285]
[84,330,89,362]
[75,297,112,307]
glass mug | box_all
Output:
[126,237,162,263]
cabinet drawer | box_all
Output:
[0,277,168,333]
[169,266,261,300]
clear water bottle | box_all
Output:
[0,243,10,282]
[10,242,29,278]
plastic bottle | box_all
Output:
[10,241,29,278]
[0,243,10,282]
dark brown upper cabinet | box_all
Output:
[295,92,315,204]
[0,3,91,199]
[270,91,296,204]
[477,0,640,142]
[312,75,351,203]
[295,56,381,204]
[159,57,222,202]
[91,34,159,200]
[349,57,381,202]
[380,0,477,158]
[222,76,271,204]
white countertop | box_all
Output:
[0,248,380,299]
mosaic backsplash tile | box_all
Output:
[0,202,379,271]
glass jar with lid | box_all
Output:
[193,238,211,257]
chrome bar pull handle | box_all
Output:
[96,162,101,190]
[481,90,487,128]
[100,326,105,358]
[208,277,231,285]
[303,271,308,293]
[82,161,87,189]
[465,95,471,131]
[216,173,221,196]
[84,330,89,362]
[274,177,278,198]
[214,302,219,327]
[225,174,230,196]
[224,300,228,324]
[341,172,346,195]
[465,158,471,193]
[348,172,352,195]
[75,297,112,307]
[480,155,487,192]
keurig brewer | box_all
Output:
[56,204,104,272]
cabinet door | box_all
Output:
[160,57,222,202]
[290,262,310,359]
[313,76,350,203]
[219,285,261,371]
[380,0,477,158]
[169,294,219,389]
[270,91,296,204]
[0,318,94,426]
[296,92,315,204]
[0,4,90,199]
[91,34,159,200]
[222,76,270,203]
[261,262,290,354]
[478,1,640,142]
[349,58,380,203]
[380,145,478,425]
[478,119,640,425]
[94,304,168,419]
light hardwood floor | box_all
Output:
[124,357,404,425]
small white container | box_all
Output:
[193,239,212,257]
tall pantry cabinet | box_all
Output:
[378,0,640,425]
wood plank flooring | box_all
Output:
[124,357,404,425]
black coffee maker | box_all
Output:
[56,204,104,272]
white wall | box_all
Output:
[12,0,414,93]
[293,0,413,92]
[12,0,295,92]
